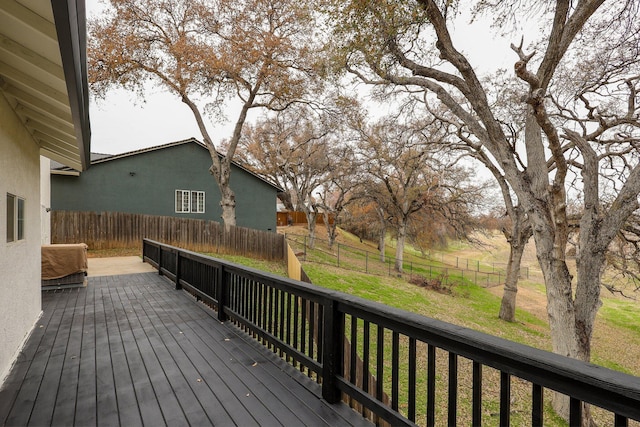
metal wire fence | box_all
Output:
[284,233,527,288]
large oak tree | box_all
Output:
[326,0,640,420]
[89,0,321,227]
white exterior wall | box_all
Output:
[0,94,43,383]
[40,157,51,245]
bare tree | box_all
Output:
[314,144,364,248]
[235,109,307,211]
[356,115,482,273]
[237,104,343,247]
[237,93,363,244]
[89,0,320,227]
[326,0,640,421]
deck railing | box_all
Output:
[143,239,640,426]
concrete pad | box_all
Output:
[87,256,156,277]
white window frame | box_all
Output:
[175,189,205,213]
[6,193,25,242]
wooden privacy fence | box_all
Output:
[277,211,335,226]
[51,211,285,261]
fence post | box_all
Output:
[158,246,163,276]
[175,250,181,290]
[216,264,228,322]
[321,298,343,403]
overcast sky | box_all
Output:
[86,1,524,155]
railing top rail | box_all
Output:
[336,295,640,419]
[143,238,640,421]
[144,238,329,303]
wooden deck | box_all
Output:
[0,272,372,427]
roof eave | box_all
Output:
[51,0,91,171]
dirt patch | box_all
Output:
[486,281,548,320]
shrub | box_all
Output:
[408,274,452,294]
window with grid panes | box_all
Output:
[175,189,205,213]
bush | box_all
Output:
[408,274,452,294]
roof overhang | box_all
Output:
[0,0,90,171]
[50,169,79,176]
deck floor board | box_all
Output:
[0,272,372,427]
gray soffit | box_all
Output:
[0,0,91,170]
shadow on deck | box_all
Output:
[0,272,372,426]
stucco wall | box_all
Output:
[0,94,42,383]
[51,142,278,231]
[40,157,51,244]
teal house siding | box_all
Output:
[51,139,279,231]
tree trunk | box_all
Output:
[573,248,605,427]
[543,247,604,427]
[302,209,318,249]
[499,218,531,322]
[574,245,605,362]
[278,192,295,211]
[220,186,237,229]
[521,148,605,427]
[324,211,337,248]
[498,237,527,322]
[395,221,406,273]
[308,218,317,248]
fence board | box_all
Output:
[277,212,334,226]
[51,211,285,261]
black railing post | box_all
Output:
[158,245,163,276]
[216,264,228,322]
[569,398,582,427]
[472,361,482,426]
[321,298,342,403]
[175,250,181,290]
[500,372,511,426]
[615,414,629,427]
[448,353,458,426]
[532,383,544,427]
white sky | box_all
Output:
[86,1,525,155]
